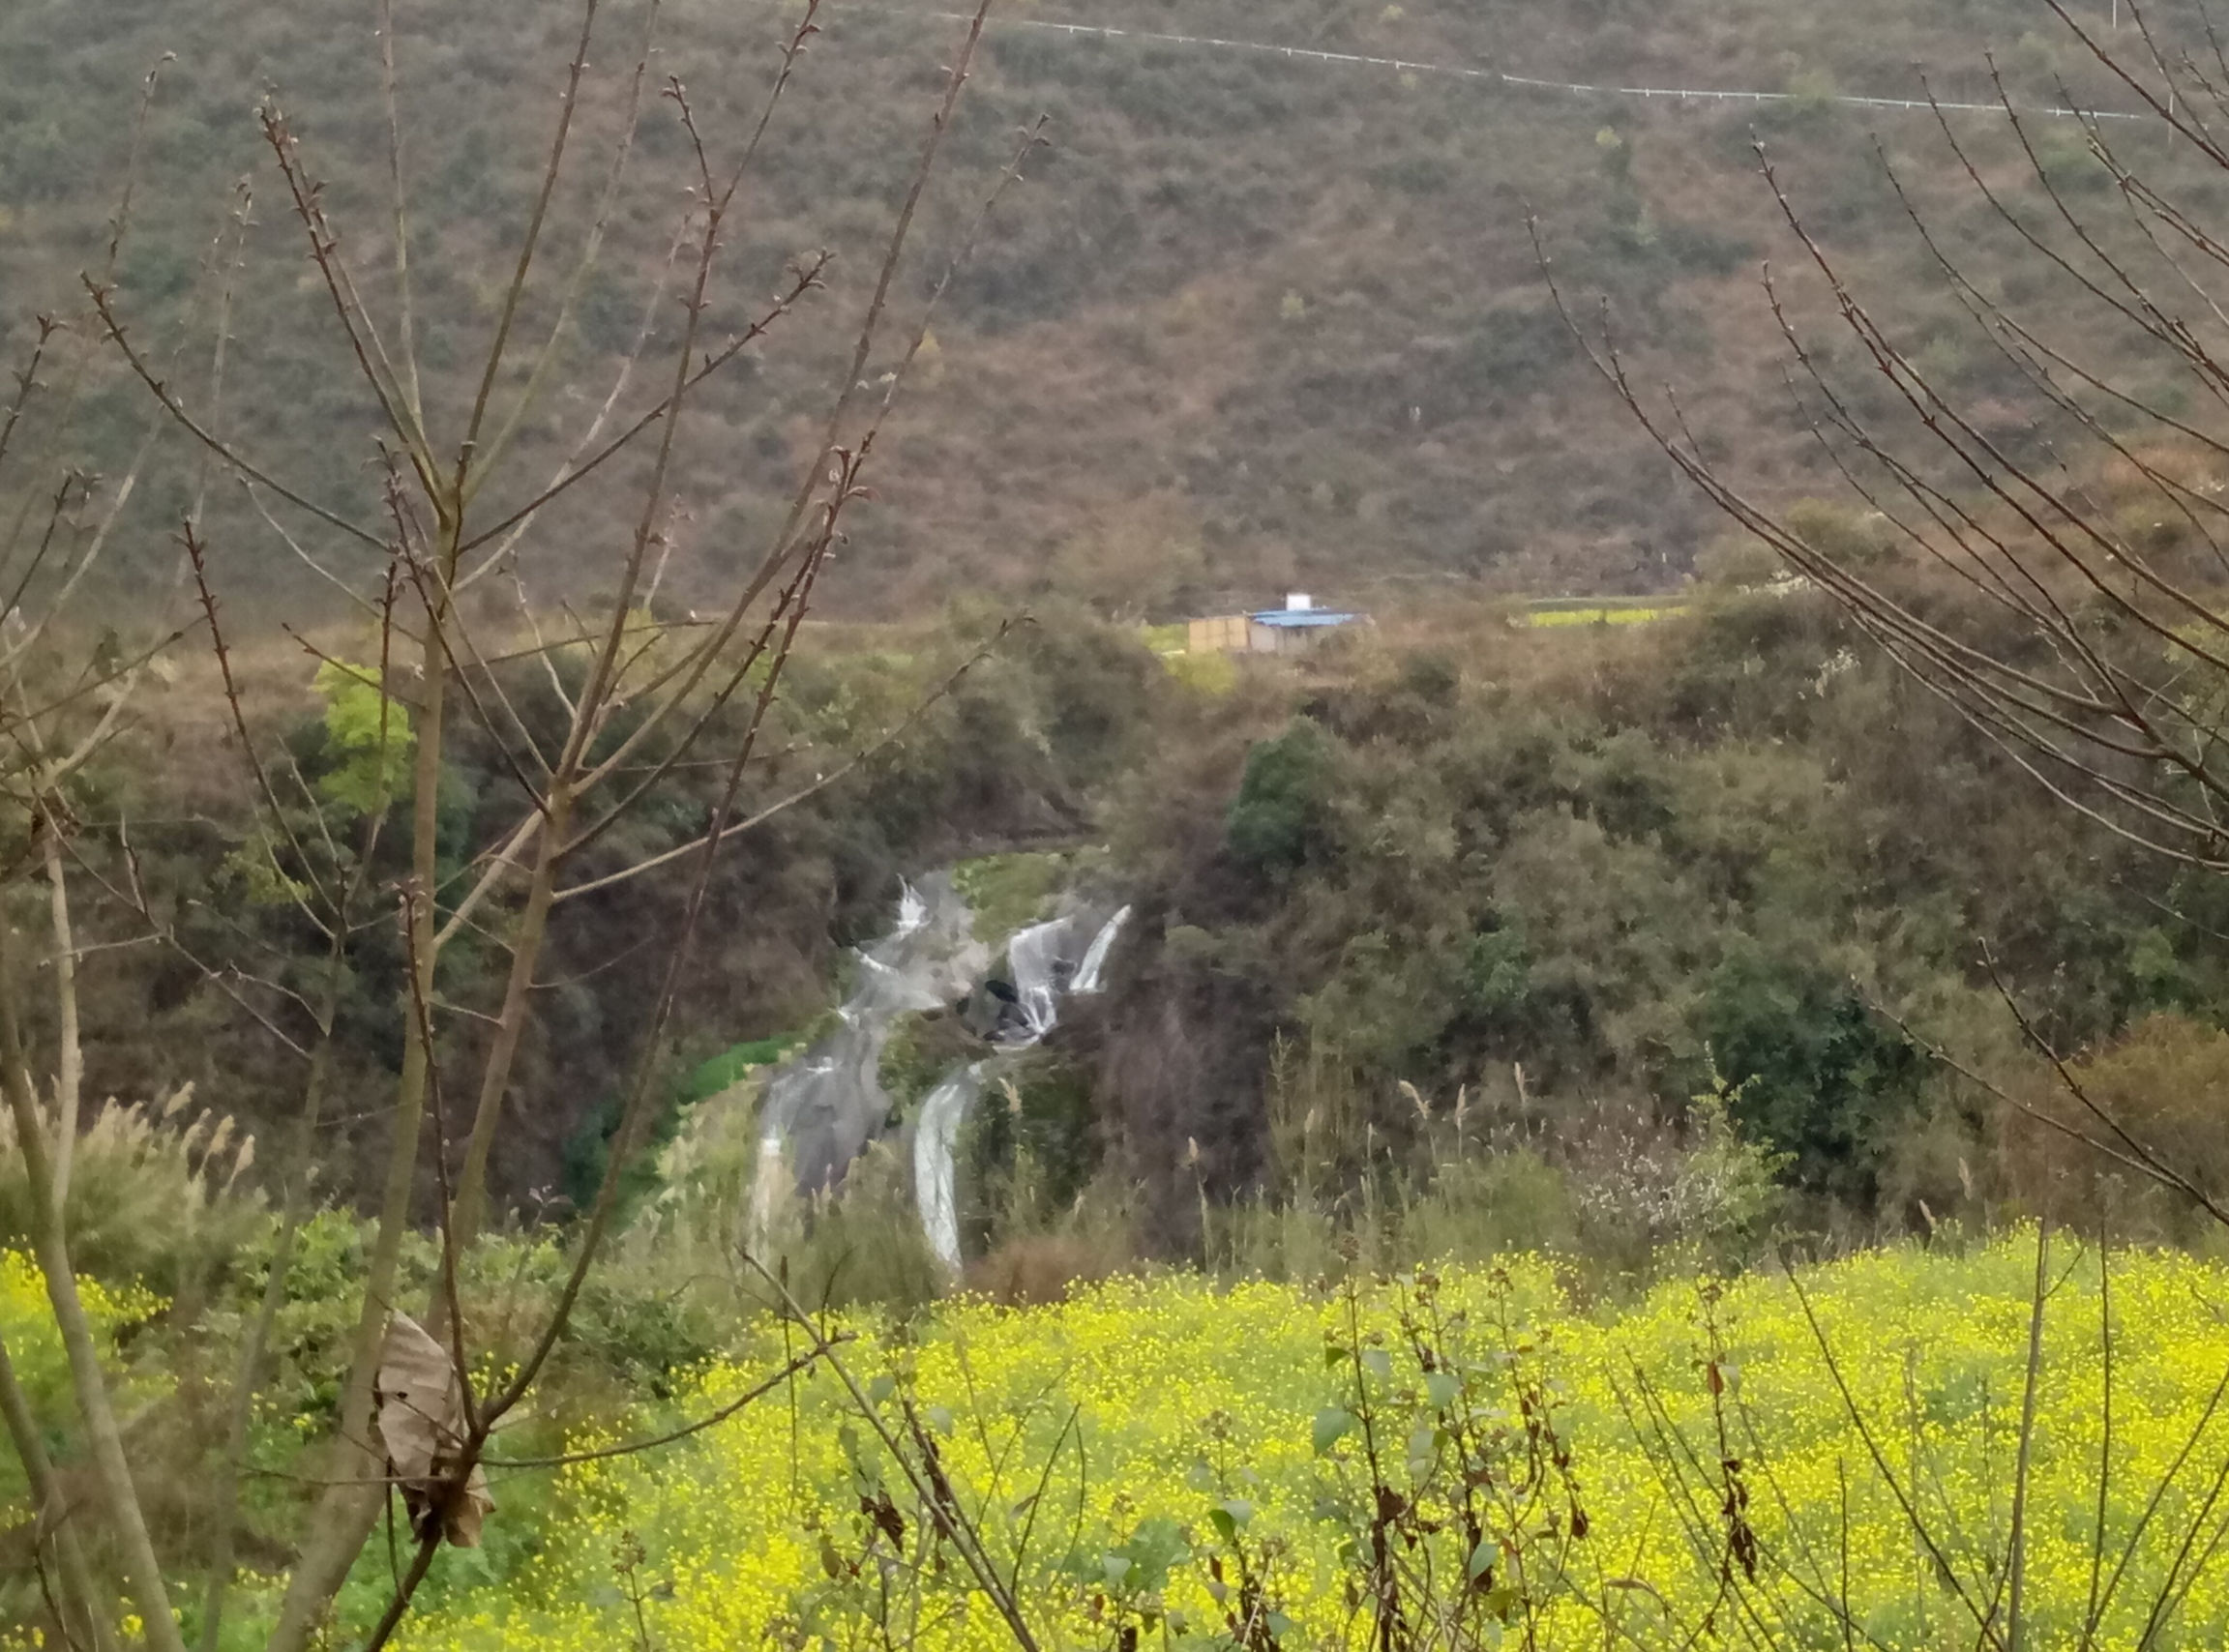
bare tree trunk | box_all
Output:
[0,911,187,1652]
[43,831,81,1205]
[194,1002,337,1652]
[266,549,455,1652]
[0,1333,122,1652]
[448,787,569,1254]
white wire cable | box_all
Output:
[877,6,2142,123]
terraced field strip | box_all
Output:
[1522,596,1691,627]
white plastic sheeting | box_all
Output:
[1072,906,1131,996]
[747,877,978,1250]
[1004,917,1073,1041]
[913,1065,984,1270]
[913,905,1128,1268]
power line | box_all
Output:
[882,7,2140,123]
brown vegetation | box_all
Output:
[0,0,2192,615]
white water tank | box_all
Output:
[1286,592,1314,611]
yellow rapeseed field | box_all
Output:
[382,1233,2229,1652]
[0,1250,161,1511]
[1521,606,1679,629]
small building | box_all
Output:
[1186,613,1255,654]
[1187,593,1368,656]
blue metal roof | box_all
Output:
[1250,609,1363,628]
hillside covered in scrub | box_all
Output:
[29,579,2229,1283]
[0,0,2189,613]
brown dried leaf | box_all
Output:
[373,1313,494,1549]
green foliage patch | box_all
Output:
[311,659,414,816]
[1225,719,1336,877]
[954,851,1067,943]
[678,1036,797,1107]
[1115,590,2229,1231]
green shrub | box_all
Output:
[1226,719,1337,877]
[877,1010,981,1116]
[1695,946,1921,1203]
[679,1035,795,1106]
[964,1051,1099,1249]
[312,658,416,817]
[954,851,1065,942]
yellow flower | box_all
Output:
[389,1235,2229,1651]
